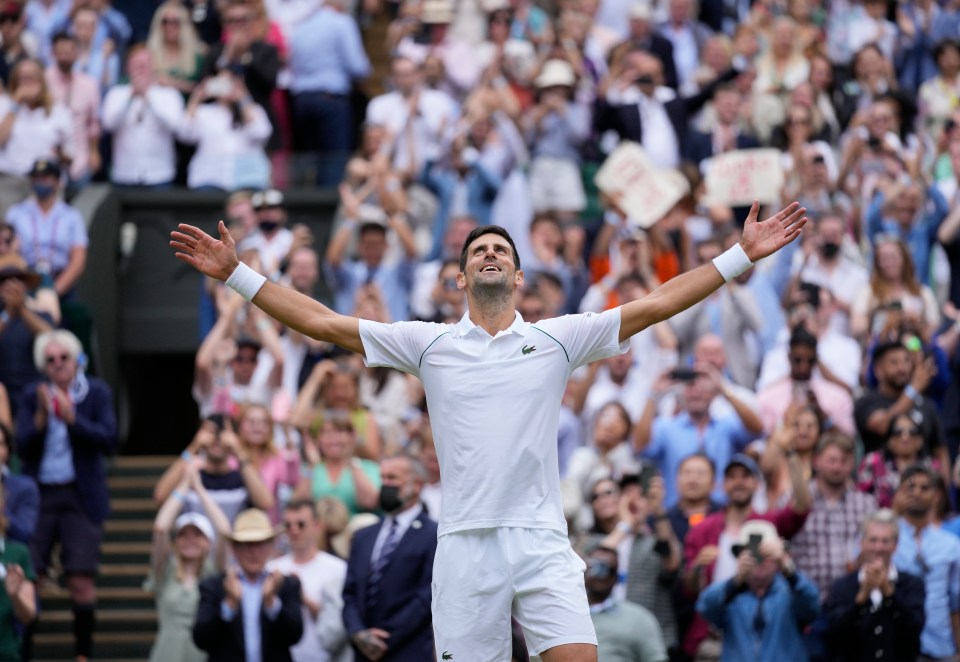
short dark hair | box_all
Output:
[815,430,855,456]
[901,463,937,486]
[591,545,619,561]
[459,225,521,272]
[789,325,818,352]
[284,498,319,518]
[872,340,907,363]
[359,222,387,238]
[678,452,716,476]
[51,30,75,46]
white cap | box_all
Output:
[175,512,215,541]
[535,59,576,89]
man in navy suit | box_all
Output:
[684,84,760,168]
[343,454,437,662]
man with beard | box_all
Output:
[342,454,437,661]
[171,201,807,662]
[892,465,960,662]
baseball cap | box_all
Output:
[724,453,760,478]
[174,512,215,541]
[28,159,60,178]
[251,188,284,210]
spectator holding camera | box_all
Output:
[148,461,230,662]
[153,415,274,525]
[178,71,272,191]
[696,520,819,662]
[101,45,184,187]
[15,328,117,662]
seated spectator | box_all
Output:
[178,72,272,191]
[45,32,101,184]
[193,508,304,662]
[234,403,298,524]
[290,360,382,460]
[146,1,207,97]
[0,252,56,416]
[6,159,87,300]
[422,258,467,322]
[236,188,298,281]
[696,520,820,662]
[15,328,117,662]
[153,415,274,524]
[758,402,821,512]
[851,236,941,342]
[101,45,184,187]
[823,509,925,662]
[575,477,626,562]
[0,59,71,214]
[0,487,37,661]
[858,411,942,508]
[268,499,351,662]
[636,368,762,507]
[585,545,670,662]
[292,415,380,517]
[70,6,119,91]
[0,421,38,545]
[147,462,230,662]
[756,326,855,438]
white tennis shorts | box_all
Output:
[432,527,597,661]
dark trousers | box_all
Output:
[292,90,353,187]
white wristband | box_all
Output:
[712,244,753,282]
[225,262,267,302]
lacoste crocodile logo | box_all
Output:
[442,652,453,660]
[522,345,536,355]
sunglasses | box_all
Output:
[161,17,180,25]
[283,520,308,531]
[591,488,617,502]
[0,13,21,23]
[891,427,920,437]
[585,559,616,578]
[45,353,70,365]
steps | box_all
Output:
[32,456,173,661]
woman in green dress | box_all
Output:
[146,1,206,97]
[146,462,230,662]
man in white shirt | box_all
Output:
[171,200,807,661]
[268,499,350,662]
[237,188,295,281]
[101,45,183,186]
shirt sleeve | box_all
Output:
[358,319,447,377]
[68,209,89,249]
[535,308,629,370]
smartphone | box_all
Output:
[867,135,882,150]
[746,533,764,563]
[638,464,658,493]
[670,367,699,382]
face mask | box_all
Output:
[32,183,55,199]
[378,485,404,513]
[259,220,280,233]
[820,241,840,259]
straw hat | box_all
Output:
[227,509,281,543]
[535,59,576,89]
[0,253,41,290]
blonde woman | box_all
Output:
[146,1,206,96]
[753,17,810,95]
[233,403,299,523]
[147,462,230,662]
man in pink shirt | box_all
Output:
[757,325,855,438]
[44,31,100,184]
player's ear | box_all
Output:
[515,270,524,288]
[456,272,466,289]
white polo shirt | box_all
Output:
[360,308,628,537]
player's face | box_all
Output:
[458,233,522,296]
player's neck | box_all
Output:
[467,299,516,337]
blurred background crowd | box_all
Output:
[2,0,960,658]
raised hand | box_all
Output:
[739,201,807,262]
[170,221,241,282]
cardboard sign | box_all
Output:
[703,149,784,206]
[594,142,688,228]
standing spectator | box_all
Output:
[0,421,38,545]
[685,84,760,166]
[70,6,119,91]
[14,329,117,662]
[823,509,926,662]
[45,32,101,184]
[758,402,821,512]
[858,411,942,508]
[148,463,231,662]
[146,2,207,97]
[696,520,820,662]
[756,326,855,438]
[342,454,437,662]
[585,545,670,662]
[268,499,351,662]
[101,45,184,187]
[6,159,87,300]
[288,0,369,186]
[892,464,960,662]
[0,252,55,415]
[0,1,33,85]
[0,59,71,214]
[234,403,298,524]
[179,72,272,191]
[664,453,722,545]
[26,0,70,65]
[193,508,304,662]
[0,487,37,661]
[789,432,877,600]
[237,188,296,281]
[752,17,810,95]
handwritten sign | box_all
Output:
[594,142,688,228]
[703,149,783,206]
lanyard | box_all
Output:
[31,203,61,274]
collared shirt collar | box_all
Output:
[455,310,526,338]
[390,502,424,530]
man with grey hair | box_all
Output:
[342,453,437,661]
[823,509,925,661]
[15,329,117,661]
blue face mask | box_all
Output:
[32,183,55,199]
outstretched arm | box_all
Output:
[171,222,364,355]
[618,202,806,343]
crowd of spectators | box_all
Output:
[4,0,960,658]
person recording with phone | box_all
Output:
[696,520,819,662]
